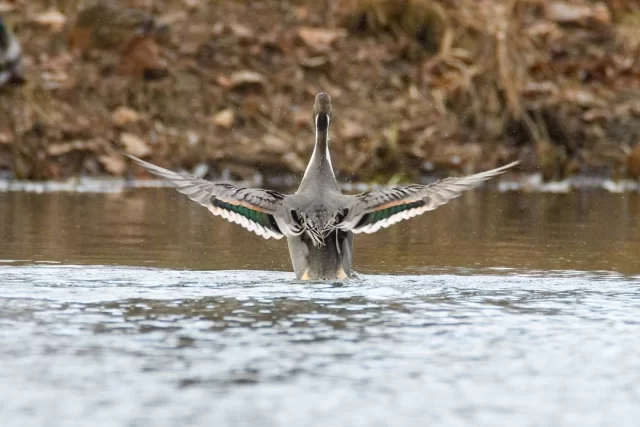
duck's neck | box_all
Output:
[299,114,338,192]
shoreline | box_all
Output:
[1,174,638,194]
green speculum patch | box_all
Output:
[356,200,425,228]
[212,199,281,232]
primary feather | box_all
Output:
[127,155,287,239]
[340,161,520,233]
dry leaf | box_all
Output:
[183,0,202,11]
[46,140,96,156]
[591,4,610,25]
[546,2,610,25]
[212,109,235,129]
[524,81,558,96]
[186,130,200,145]
[40,71,70,90]
[111,106,141,127]
[41,54,73,73]
[33,10,67,32]
[120,133,151,157]
[216,74,232,89]
[0,130,13,144]
[563,88,604,107]
[119,36,167,79]
[46,143,76,156]
[299,56,330,69]
[0,2,17,13]
[582,109,609,122]
[230,23,254,42]
[526,21,560,38]
[229,70,266,90]
[98,154,127,175]
[297,27,347,53]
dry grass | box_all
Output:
[344,0,640,178]
[0,0,639,180]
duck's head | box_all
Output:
[312,92,332,133]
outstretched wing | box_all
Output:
[127,155,290,239]
[341,161,519,234]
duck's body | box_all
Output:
[286,228,352,280]
[0,17,25,87]
[283,94,353,279]
[129,93,518,280]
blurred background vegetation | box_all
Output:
[0,0,639,182]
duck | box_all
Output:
[128,93,519,280]
[0,16,25,87]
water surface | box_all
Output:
[0,189,639,427]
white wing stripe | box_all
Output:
[353,205,433,234]
[206,205,284,240]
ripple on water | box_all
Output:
[0,265,639,427]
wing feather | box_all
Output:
[343,161,519,233]
[128,155,291,239]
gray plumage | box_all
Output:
[128,93,518,280]
[0,17,24,87]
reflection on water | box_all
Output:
[0,189,639,274]
[0,189,639,426]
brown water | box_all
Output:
[1,189,639,274]
[1,188,639,427]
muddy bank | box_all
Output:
[1,0,639,182]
